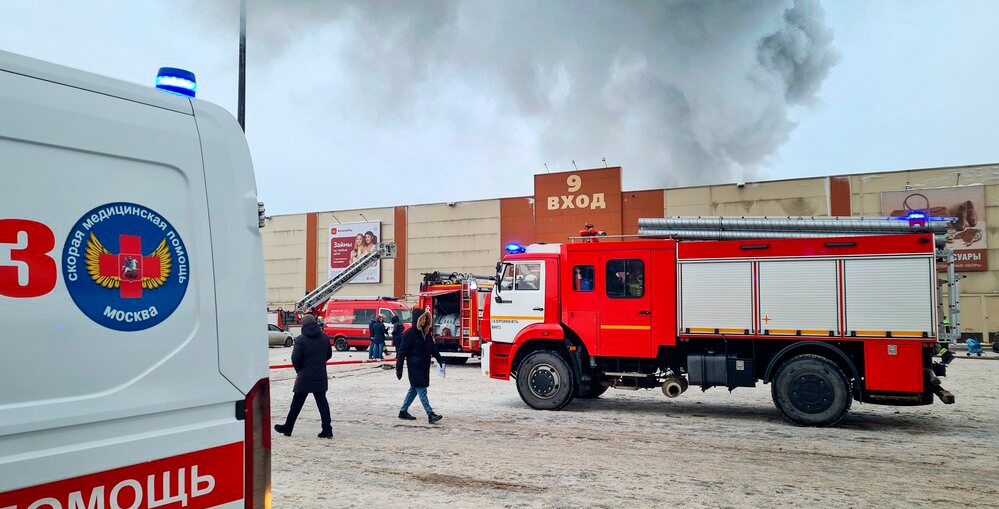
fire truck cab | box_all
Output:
[484,230,956,426]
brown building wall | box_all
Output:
[305,212,317,292]
[534,167,623,243]
[828,176,852,215]
[622,190,666,235]
[394,206,408,298]
[499,197,536,250]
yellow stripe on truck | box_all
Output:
[600,325,652,331]
[491,316,544,321]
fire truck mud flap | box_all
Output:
[481,342,491,377]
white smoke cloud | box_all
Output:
[195,0,837,188]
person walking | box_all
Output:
[371,315,388,359]
[396,308,444,424]
[368,315,377,359]
[390,314,403,354]
[274,314,334,438]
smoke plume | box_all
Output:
[195,0,837,188]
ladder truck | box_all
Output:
[481,215,959,426]
[295,242,398,320]
[418,271,495,364]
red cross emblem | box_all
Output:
[97,235,162,299]
[762,315,772,325]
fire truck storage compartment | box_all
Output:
[679,261,753,333]
[428,290,461,319]
[843,257,935,337]
[687,353,755,388]
[759,260,839,335]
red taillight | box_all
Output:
[244,377,272,509]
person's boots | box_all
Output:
[317,425,333,439]
[274,424,292,437]
[399,411,417,420]
[428,413,443,424]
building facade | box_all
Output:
[262,163,999,341]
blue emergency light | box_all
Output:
[505,243,526,254]
[155,67,197,98]
[905,211,927,220]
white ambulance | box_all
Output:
[0,50,270,509]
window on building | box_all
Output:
[573,265,595,292]
[606,259,644,299]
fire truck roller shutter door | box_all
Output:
[679,261,753,334]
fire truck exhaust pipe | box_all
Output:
[662,377,689,398]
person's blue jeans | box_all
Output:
[400,386,433,416]
[368,339,374,359]
[372,342,384,359]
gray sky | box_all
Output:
[2,1,997,215]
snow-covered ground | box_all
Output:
[267,347,998,508]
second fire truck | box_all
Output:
[419,271,494,364]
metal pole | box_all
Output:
[237,0,247,131]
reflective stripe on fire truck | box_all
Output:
[599,325,652,331]
[491,315,544,321]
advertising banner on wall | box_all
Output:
[881,184,987,272]
[328,221,382,283]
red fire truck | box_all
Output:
[482,217,958,426]
[419,271,494,364]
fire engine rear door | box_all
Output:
[597,250,652,357]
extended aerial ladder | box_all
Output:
[296,242,397,313]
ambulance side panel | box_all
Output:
[193,100,268,393]
[0,58,245,506]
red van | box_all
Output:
[317,297,413,351]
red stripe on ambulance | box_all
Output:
[0,443,242,509]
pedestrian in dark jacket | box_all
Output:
[396,307,444,424]
[371,315,388,359]
[390,315,403,352]
[368,317,377,359]
[275,314,334,438]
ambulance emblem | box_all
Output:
[62,202,190,332]
[85,233,172,298]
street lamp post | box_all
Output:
[237,0,246,131]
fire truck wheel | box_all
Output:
[576,384,609,399]
[442,357,468,365]
[516,351,575,410]
[771,354,852,427]
[334,337,349,352]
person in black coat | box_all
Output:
[274,314,334,438]
[390,315,403,352]
[371,315,387,359]
[368,317,377,359]
[396,308,444,424]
